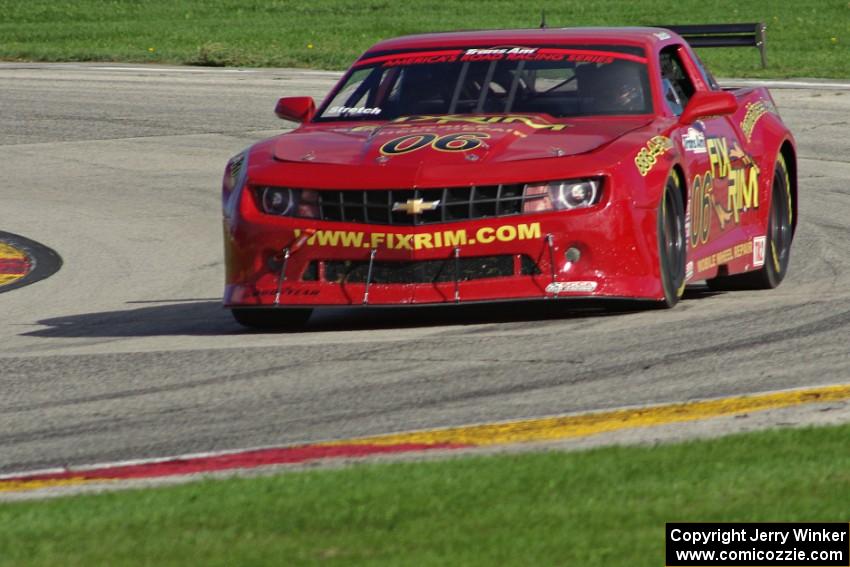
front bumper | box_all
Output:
[223,199,665,307]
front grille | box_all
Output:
[318,185,526,225]
[314,255,540,284]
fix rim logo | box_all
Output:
[292,222,542,251]
[689,136,760,247]
[392,114,570,131]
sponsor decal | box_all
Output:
[545,281,598,293]
[460,46,616,64]
[634,135,673,177]
[685,261,694,282]
[249,288,320,298]
[753,235,767,267]
[378,51,463,67]
[712,138,760,225]
[392,114,570,131]
[379,132,489,155]
[463,47,538,58]
[740,100,770,142]
[653,31,672,40]
[681,127,707,154]
[696,240,754,272]
[689,136,760,247]
[292,222,542,251]
[327,105,381,117]
[360,48,646,68]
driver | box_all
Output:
[579,60,646,113]
[397,65,452,114]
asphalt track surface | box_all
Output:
[1,63,849,475]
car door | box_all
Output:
[660,45,756,279]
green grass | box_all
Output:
[2,423,849,566]
[0,0,848,77]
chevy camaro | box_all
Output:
[221,27,797,329]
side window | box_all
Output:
[659,46,695,115]
[690,52,720,90]
[323,67,389,117]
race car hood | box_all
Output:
[272,115,652,166]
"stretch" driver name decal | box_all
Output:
[293,222,541,250]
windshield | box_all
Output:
[317,46,652,121]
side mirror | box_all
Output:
[679,91,738,125]
[275,96,316,123]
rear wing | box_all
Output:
[656,23,768,68]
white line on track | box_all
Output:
[0,62,341,77]
[0,444,282,480]
[90,65,340,77]
[92,66,255,73]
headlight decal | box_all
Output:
[255,187,319,218]
[522,178,602,213]
[222,150,250,219]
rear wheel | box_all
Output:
[231,307,313,330]
[707,154,793,290]
[656,172,687,308]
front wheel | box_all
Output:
[231,307,313,331]
[656,172,687,308]
[707,154,793,291]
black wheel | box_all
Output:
[231,307,313,330]
[707,155,793,291]
[656,172,687,308]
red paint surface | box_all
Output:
[223,28,795,308]
[1,443,470,483]
[0,258,31,275]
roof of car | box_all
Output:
[363,27,677,54]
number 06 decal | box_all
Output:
[433,132,489,152]
[380,132,490,156]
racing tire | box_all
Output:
[231,307,313,330]
[656,173,687,308]
[706,155,793,291]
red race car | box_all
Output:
[222,27,797,329]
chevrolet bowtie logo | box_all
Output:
[392,198,441,215]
